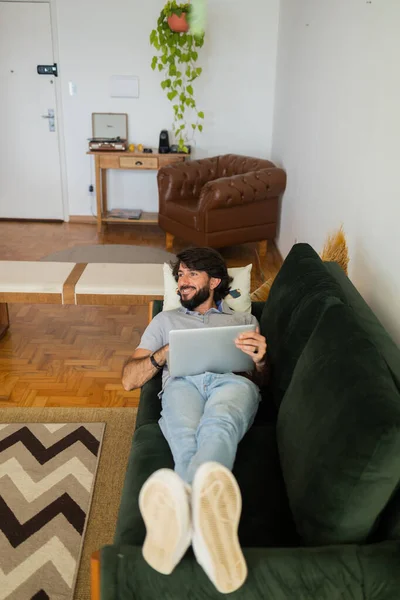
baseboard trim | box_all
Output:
[0,218,63,223]
[69,215,97,224]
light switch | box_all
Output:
[68,81,77,96]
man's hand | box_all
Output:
[235,327,267,367]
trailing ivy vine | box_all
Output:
[150,1,205,153]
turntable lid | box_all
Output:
[92,113,128,140]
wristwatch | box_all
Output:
[149,353,163,370]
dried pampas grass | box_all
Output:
[250,276,276,302]
[250,227,349,303]
[320,226,349,275]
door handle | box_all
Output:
[41,109,55,132]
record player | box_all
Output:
[88,137,127,151]
[89,113,128,151]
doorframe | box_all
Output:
[49,0,69,221]
[2,0,69,221]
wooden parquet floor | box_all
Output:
[0,221,282,407]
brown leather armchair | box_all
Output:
[157,154,286,255]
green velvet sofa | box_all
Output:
[98,243,400,599]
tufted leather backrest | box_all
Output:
[158,157,219,210]
[217,154,275,179]
[199,168,286,212]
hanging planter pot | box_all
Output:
[167,12,189,32]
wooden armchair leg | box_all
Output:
[148,300,155,325]
[91,550,101,600]
[166,232,175,251]
[0,303,9,341]
[258,240,268,257]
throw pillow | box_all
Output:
[277,300,400,546]
[162,263,252,313]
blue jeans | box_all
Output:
[158,372,261,484]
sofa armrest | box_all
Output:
[100,541,400,599]
[157,157,219,211]
[198,168,287,212]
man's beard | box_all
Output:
[179,285,211,311]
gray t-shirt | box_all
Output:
[137,300,258,387]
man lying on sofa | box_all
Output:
[122,247,269,594]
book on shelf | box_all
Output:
[107,209,142,220]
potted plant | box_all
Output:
[150,1,205,153]
[167,3,189,32]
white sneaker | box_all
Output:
[192,462,248,594]
[139,469,192,575]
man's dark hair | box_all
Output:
[171,247,233,303]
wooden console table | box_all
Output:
[88,151,185,232]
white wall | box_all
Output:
[54,0,279,216]
[272,0,400,344]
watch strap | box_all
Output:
[150,353,163,370]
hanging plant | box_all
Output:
[150,1,205,153]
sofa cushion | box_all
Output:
[114,424,174,546]
[75,263,164,295]
[116,422,299,549]
[278,301,400,546]
[134,347,277,432]
[234,424,300,548]
[260,243,347,407]
[253,388,278,425]
[0,261,76,293]
[134,374,162,430]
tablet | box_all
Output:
[167,324,257,378]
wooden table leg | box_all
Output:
[101,168,108,217]
[258,240,268,257]
[91,550,101,600]
[166,232,175,251]
[95,156,102,233]
[0,303,9,340]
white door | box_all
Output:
[0,1,64,219]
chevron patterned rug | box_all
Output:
[0,422,105,600]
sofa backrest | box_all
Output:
[324,262,400,543]
[277,299,400,546]
[324,261,400,393]
[260,243,347,407]
[263,244,400,545]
